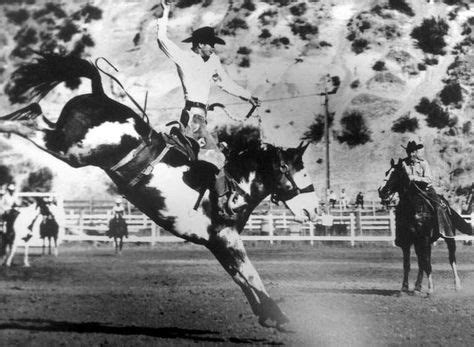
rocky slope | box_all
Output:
[0,0,472,205]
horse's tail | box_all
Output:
[450,208,472,235]
[6,52,104,104]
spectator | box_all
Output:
[340,188,349,210]
[355,192,364,209]
[328,190,337,208]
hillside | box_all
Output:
[0,0,472,205]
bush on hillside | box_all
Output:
[57,21,80,42]
[350,80,360,89]
[259,29,272,39]
[72,4,103,22]
[372,60,386,71]
[352,38,369,54]
[14,26,38,46]
[33,3,67,20]
[290,3,307,16]
[302,113,334,143]
[388,0,415,17]
[411,17,449,55]
[439,82,463,105]
[417,63,426,71]
[415,98,451,128]
[237,46,252,54]
[391,114,419,133]
[5,9,30,25]
[221,17,248,35]
[290,18,318,39]
[242,0,256,11]
[22,167,54,192]
[239,56,250,68]
[259,9,278,26]
[337,111,371,147]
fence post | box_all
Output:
[79,210,84,235]
[268,215,275,245]
[389,209,396,246]
[309,222,314,246]
[350,213,355,247]
[151,223,157,247]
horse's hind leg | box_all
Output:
[42,238,46,255]
[114,237,118,254]
[53,236,58,257]
[119,237,123,253]
[23,243,30,267]
[401,246,411,292]
[446,238,461,290]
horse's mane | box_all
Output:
[215,124,267,181]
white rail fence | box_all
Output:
[2,193,473,246]
[62,210,474,246]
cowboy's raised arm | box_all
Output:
[156,1,185,65]
[213,58,260,106]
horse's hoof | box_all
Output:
[23,264,30,268]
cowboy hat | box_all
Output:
[403,140,424,154]
[115,197,122,204]
[182,26,225,45]
[7,183,16,191]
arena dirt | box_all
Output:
[1,243,473,346]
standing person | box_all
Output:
[340,188,348,210]
[328,190,337,208]
[355,192,364,209]
[156,0,260,213]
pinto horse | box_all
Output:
[0,53,319,328]
[379,159,472,294]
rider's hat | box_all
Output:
[403,140,423,154]
[115,197,122,204]
[182,26,226,45]
[7,183,16,191]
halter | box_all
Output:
[270,148,314,204]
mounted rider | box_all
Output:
[396,140,470,246]
[0,184,21,221]
[156,0,260,214]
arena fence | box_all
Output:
[61,210,474,246]
[2,193,473,246]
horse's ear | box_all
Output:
[298,141,310,154]
[390,158,395,167]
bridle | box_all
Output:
[270,148,314,204]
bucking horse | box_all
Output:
[379,158,472,294]
[0,53,319,328]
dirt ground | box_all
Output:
[1,242,474,346]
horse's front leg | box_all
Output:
[446,238,461,290]
[207,227,289,328]
[23,243,30,267]
[401,246,411,293]
[5,242,17,267]
[48,237,52,255]
[42,238,46,255]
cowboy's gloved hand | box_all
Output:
[249,96,261,107]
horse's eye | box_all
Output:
[280,164,289,173]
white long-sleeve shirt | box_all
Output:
[157,10,251,105]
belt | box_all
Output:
[185,100,207,110]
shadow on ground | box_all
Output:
[0,318,284,345]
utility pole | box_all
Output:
[318,74,339,203]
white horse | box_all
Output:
[1,199,65,266]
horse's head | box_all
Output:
[378,158,407,204]
[256,142,319,221]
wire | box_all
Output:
[149,91,324,111]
